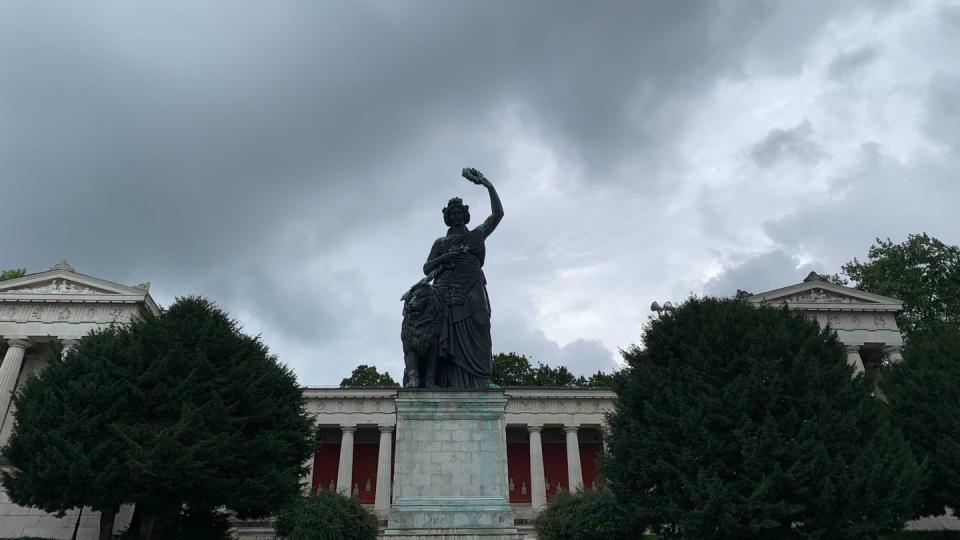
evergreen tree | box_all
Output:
[535,489,635,540]
[883,325,960,517]
[339,364,399,388]
[581,369,623,389]
[2,297,314,540]
[2,332,133,540]
[275,491,378,540]
[521,361,574,387]
[491,352,534,386]
[841,234,959,340]
[0,267,26,281]
[491,352,618,388]
[605,297,921,539]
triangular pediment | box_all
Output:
[0,269,148,297]
[1,277,116,295]
[747,277,903,309]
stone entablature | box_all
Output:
[304,387,399,427]
[746,272,903,344]
[503,388,614,428]
[303,387,616,429]
[0,264,159,340]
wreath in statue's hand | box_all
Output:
[461,167,488,186]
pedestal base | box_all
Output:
[382,528,521,540]
[383,391,521,540]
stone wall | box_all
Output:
[0,491,133,540]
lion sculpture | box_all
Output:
[400,282,443,387]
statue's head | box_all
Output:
[442,197,470,227]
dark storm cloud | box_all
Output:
[0,0,849,273]
[0,1,901,382]
[827,45,879,80]
[0,6,732,336]
[750,120,830,168]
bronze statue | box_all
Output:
[401,168,504,388]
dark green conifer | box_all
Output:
[2,297,314,540]
[883,324,960,517]
[2,331,132,539]
[605,297,921,539]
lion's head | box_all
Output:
[401,283,442,357]
[402,283,439,323]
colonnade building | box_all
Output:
[299,387,612,522]
[0,264,908,539]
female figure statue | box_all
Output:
[418,168,503,388]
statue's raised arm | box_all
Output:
[462,167,503,238]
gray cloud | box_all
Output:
[827,46,880,80]
[0,1,950,384]
[750,120,830,168]
[764,142,960,271]
[925,70,960,150]
[939,4,960,29]
[493,317,619,377]
[704,250,819,298]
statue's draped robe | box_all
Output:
[427,222,494,388]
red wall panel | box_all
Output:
[507,441,532,503]
[542,441,569,500]
[351,442,379,503]
[312,442,340,494]
[580,442,602,490]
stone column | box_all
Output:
[374,425,394,517]
[845,345,865,375]
[336,425,356,496]
[882,344,904,364]
[60,338,80,361]
[0,338,31,435]
[528,425,547,512]
[564,425,583,492]
[301,429,317,496]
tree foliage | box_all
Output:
[339,364,399,388]
[275,491,378,540]
[339,354,617,389]
[841,234,960,339]
[0,268,26,281]
[491,352,618,388]
[605,297,921,539]
[839,233,960,519]
[883,325,960,517]
[0,336,130,523]
[535,489,636,540]
[2,297,314,540]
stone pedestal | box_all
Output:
[383,390,521,540]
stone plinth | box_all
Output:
[384,390,520,540]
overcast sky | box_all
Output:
[2,1,958,385]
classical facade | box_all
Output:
[0,262,159,539]
[2,265,937,539]
[747,272,905,374]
